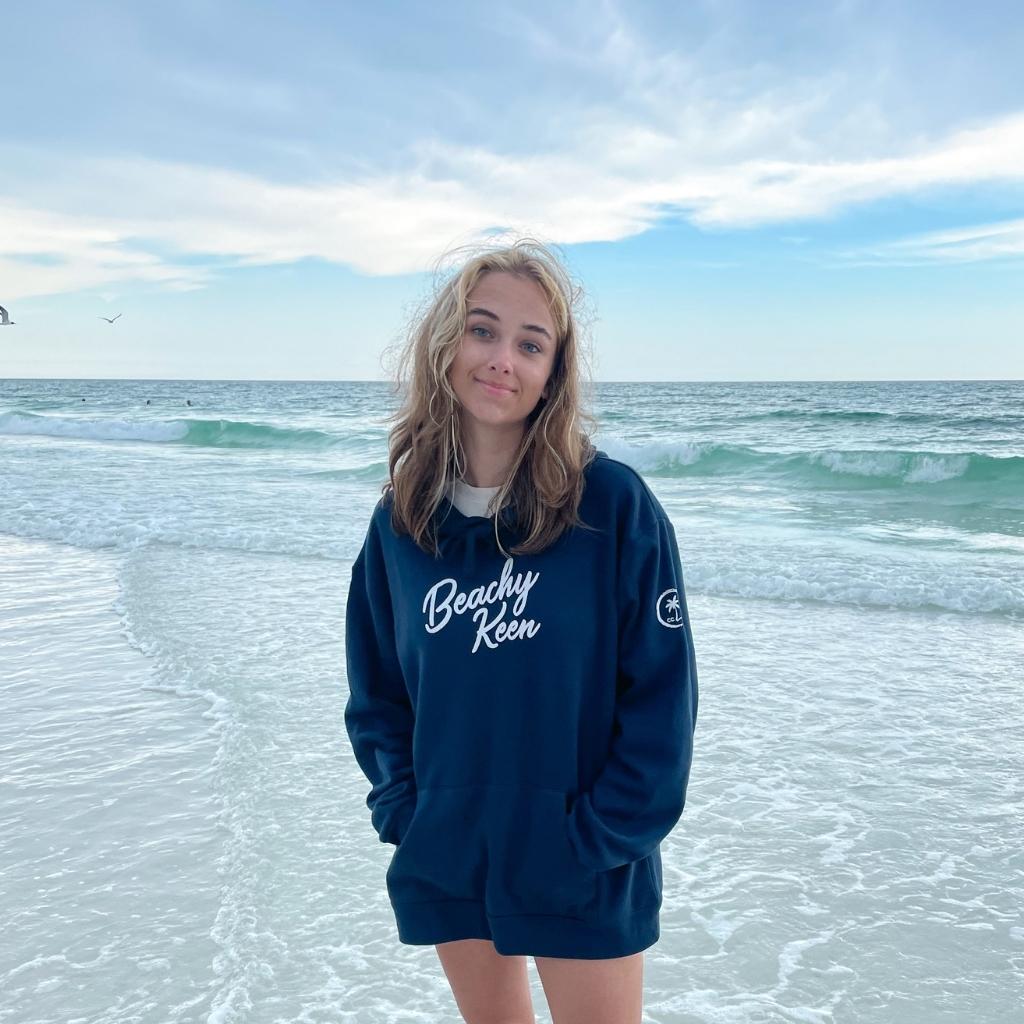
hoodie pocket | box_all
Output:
[646,847,662,905]
[385,785,598,918]
[385,786,489,906]
[580,850,661,923]
[485,787,597,919]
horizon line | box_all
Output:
[3,376,1023,385]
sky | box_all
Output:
[1,0,1022,381]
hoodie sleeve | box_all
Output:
[343,506,418,846]
[566,484,698,873]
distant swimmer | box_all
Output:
[98,313,122,324]
[146,399,151,405]
[186,399,192,406]
[0,304,14,325]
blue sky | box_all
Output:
[1,0,1022,381]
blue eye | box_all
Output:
[469,325,541,354]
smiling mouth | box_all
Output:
[476,378,516,395]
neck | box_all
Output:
[458,417,524,487]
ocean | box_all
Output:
[1,377,1021,1024]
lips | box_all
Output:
[475,378,515,395]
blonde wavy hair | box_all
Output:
[380,235,599,558]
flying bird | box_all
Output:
[0,304,14,326]
[99,313,122,323]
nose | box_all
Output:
[487,340,515,374]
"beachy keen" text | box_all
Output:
[422,557,542,654]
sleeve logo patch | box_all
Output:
[656,588,685,628]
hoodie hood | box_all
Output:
[434,487,518,552]
[432,448,609,555]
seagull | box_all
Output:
[99,313,122,323]
[0,304,14,326]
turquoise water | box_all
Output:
[1,378,1022,1023]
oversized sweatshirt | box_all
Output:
[343,449,698,959]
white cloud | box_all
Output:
[841,217,1024,265]
[0,100,1019,299]
[0,202,209,300]
[680,112,1024,227]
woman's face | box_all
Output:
[449,271,558,437]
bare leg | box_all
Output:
[534,951,643,1024]
[435,939,537,1024]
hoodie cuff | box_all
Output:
[378,792,418,846]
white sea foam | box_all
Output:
[598,435,709,471]
[814,448,973,483]
[0,410,189,443]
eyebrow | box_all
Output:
[467,306,553,342]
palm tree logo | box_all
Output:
[656,588,684,628]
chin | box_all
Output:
[466,406,525,429]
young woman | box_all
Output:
[344,238,698,1023]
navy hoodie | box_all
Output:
[343,449,698,959]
